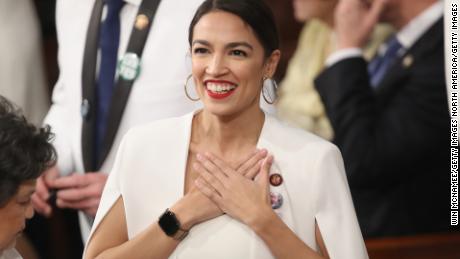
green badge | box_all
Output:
[118,52,141,81]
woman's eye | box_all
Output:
[230,49,247,57]
[193,48,209,54]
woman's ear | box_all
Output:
[264,50,281,78]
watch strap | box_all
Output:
[172,227,189,241]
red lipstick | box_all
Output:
[204,80,238,100]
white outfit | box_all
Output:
[85,111,368,259]
[47,0,277,240]
[0,0,49,125]
[0,249,22,259]
[45,0,205,239]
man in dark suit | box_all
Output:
[315,0,451,237]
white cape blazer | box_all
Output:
[85,111,368,259]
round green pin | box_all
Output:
[118,52,141,81]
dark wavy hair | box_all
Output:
[188,0,279,58]
[0,96,56,207]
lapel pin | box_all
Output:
[117,52,141,81]
[402,55,414,68]
[270,192,283,209]
[135,14,149,30]
[269,173,283,187]
[81,99,90,119]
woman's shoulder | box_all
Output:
[264,115,338,154]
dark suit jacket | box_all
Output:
[315,18,453,237]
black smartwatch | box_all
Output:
[158,209,189,240]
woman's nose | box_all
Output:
[205,54,228,76]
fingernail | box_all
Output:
[196,153,203,161]
[267,155,274,164]
[263,156,271,165]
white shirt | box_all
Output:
[0,249,22,259]
[326,1,444,66]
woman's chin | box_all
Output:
[203,105,236,117]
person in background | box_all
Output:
[0,96,56,259]
[83,0,367,258]
[276,0,392,140]
[315,0,450,237]
[31,0,206,244]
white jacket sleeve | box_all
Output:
[312,145,368,259]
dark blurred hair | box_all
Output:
[188,0,279,58]
[0,96,56,207]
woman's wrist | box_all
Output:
[169,196,197,230]
[246,204,276,235]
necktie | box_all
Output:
[96,0,124,163]
[368,36,404,88]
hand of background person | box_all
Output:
[334,0,388,50]
[47,172,108,217]
[31,165,60,217]
[194,152,274,227]
[172,149,268,229]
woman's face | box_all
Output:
[191,11,279,117]
[0,180,35,251]
[292,0,337,23]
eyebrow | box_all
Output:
[192,40,253,50]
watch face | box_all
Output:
[159,210,180,236]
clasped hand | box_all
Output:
[32,166,108,217]
[176,149,271,229]
[194,151,274,227]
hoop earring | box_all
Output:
[184,74,200,101]
[262,77,277,104]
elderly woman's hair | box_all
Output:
[0,96,56,207]
[188,0,279,58]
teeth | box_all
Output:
[206,83,237,93]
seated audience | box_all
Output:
[0,96,56,259]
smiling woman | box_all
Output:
[0,96,56,258]
[83,1,368,258]
[190,9,279,117]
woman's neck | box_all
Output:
[192,107,265,156]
